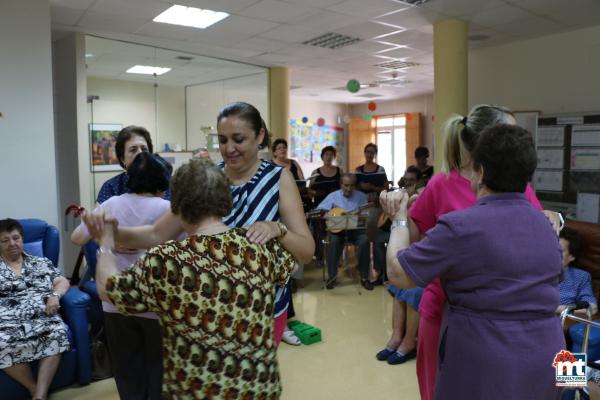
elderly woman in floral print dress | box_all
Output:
[0,218,70,400]
[94,159,295,399]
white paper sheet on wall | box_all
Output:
[577,193,600,223]
[537,148,564,169]
[537,126,565,147]
[533,170,563,191]
[572,125,600,146]
[571,148,600,170]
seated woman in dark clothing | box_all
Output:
[556,227,598,316]
[381,124,565,400]
[409,146,433,184]
[0,219,70,400]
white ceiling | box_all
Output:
[51,0,600,103]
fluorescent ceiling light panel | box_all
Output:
[126,65,171,75]
[153,5,229,29]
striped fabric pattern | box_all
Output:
[222,160,282,227]
[220,160,289,318]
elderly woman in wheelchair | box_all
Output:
[0,218,70,400]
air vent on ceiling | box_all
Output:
[176,55,194,61]
[376,79,412,86]
[375,60,420,70]
[395,0,431,5]
[302,33,361,49]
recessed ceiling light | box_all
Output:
[126,65,171,75]
[85,53,94,58]
[153,5,229,29]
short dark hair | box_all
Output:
[472,124,536,193]
[364,143,378,153]
[126,153,172,195]
[560,227,584,262]
[321,146,336,159]
[415,146,429,159]
[170,159,233,224]
[115,126,153,169]
[0,218,23,236]
[272,138,288,153]
[405,166,423,180]
[217,102,270,150]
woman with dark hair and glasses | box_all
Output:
[96,125,170,205]
[72,152,172,400]
[381,124,565,399]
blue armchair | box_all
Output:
[0,219,92,400]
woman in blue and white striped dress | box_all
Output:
[216,102,313,345]
[91,102,314,346]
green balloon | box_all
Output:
[363,112,372,121]
[347,79,360,93]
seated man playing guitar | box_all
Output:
[316,173,373,291]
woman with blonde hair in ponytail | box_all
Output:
[406,104,544,400]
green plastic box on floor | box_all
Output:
[288,320,322,345]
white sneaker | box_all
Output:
[282,327,302,346]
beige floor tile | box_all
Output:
[51,266,419,399]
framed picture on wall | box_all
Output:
[89,123,122,171]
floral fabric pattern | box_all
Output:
[0,254,70,369]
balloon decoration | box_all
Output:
[317,117,325,127]
[346,79,360,93]
[368,102,377,112]
[301,116,309,124]
[343,115,351,124]
[406,112,413,121]
[363,112,373,122]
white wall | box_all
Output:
[0,1,60,226]
[350,93,435,161]
[86,77,185,201]
[186,73,269,152]
[469,24,600,115]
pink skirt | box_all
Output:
[417,316,441,400]
[273,309,288,347]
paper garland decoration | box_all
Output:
[363,112,372,122]
[368,102,377,111]
[301,116,309,123]
[317,117,325,127]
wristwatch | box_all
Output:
[276,222,288,239]
[391,219,408,230]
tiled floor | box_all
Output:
[52,265,419,399]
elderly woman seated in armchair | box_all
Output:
[0,219,70,400]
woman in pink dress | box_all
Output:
[408,105,547,400]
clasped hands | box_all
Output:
[379,189,409,221]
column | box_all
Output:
[433,19,468,172]
[268,67,289,142]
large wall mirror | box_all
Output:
[84,35,268,204]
